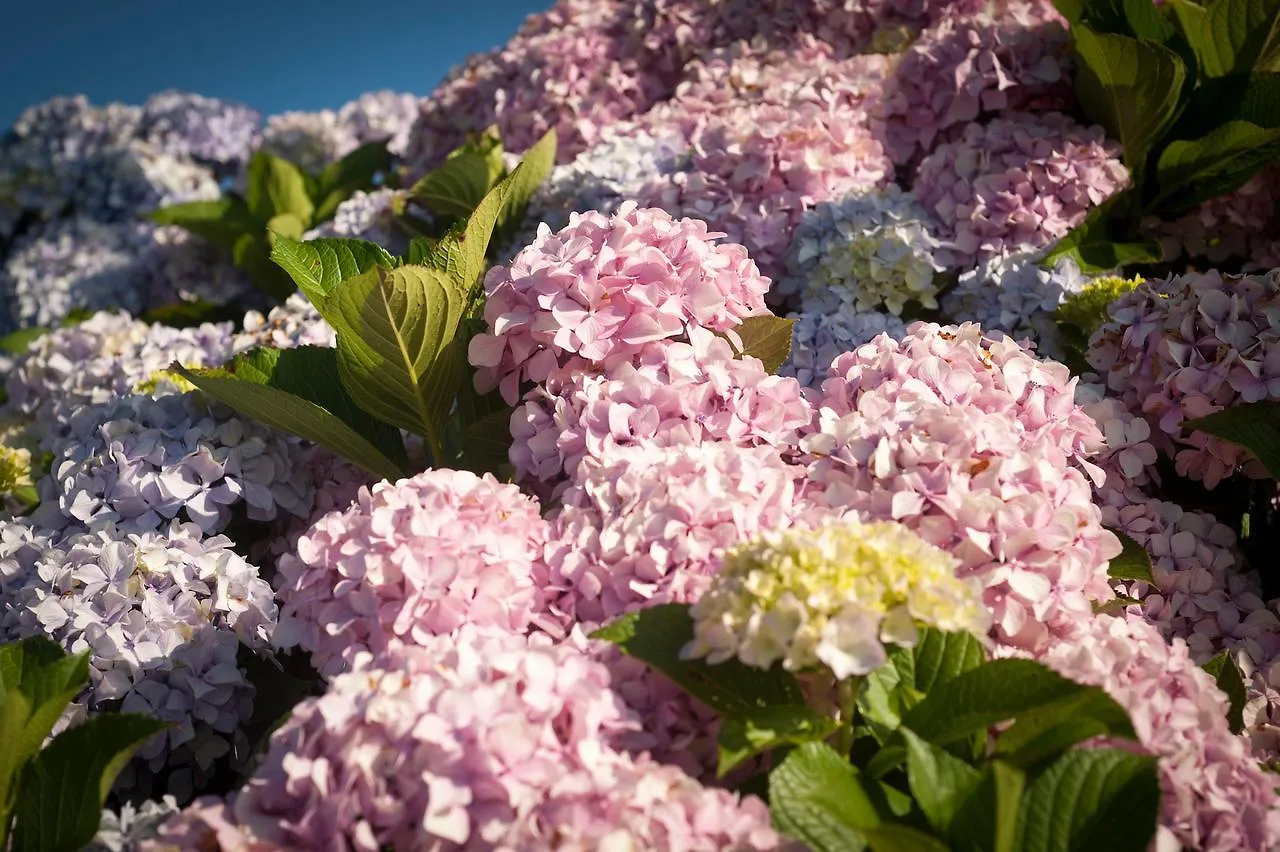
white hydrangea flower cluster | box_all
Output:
[684,519,990,678]
[237,293,336,351]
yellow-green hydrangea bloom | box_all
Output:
[1055,274,1144,337]
[133,369,198,396]
[683,520,989,679]
[0,444,33,495]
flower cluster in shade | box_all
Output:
[940,250,1087,359]
[780,186,951,314]
[1032,613,1280,852]
[91,797,181,852]
[543,439,806,632]
[469,203,771,404]
[147,631,782,851]
[260,90,419,173]
[913,112,1128,266]
[875,0,1071,162]
[1144,165,1280,270]
[1,520,275,795]
[800,322,1120,651]
[510,328,813,489]
[685,520,989,678]
[272,469,551,678]
[31,390,314,538]
[1086,269,1280,489]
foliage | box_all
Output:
[594,606,1161,851]
[0,637,167,852]
[1047,0,1280,272]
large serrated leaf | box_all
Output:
[951,761,1026,852]
[591,603,806,713]
[1072,25,1186,170]
[1106,529,1155,583]
[146,197,257,251]
[1153,120,1280,211]
[12,714,169,852]
[1201,650,1248,734]
[901,728,982,837]
[457,405,516,476]
[717,705,839,778]
[270,236,399,309]
[177,347,409,480]
[246,153,314,225]
[327,265,466,450]
[1174,0,1280,77]
[1015,748,1160,852]
[410,130,506,221]
[768,742,884,852]
[1184,400,1280,478]
[730,315,795,374]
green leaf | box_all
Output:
[1201,650,1248,734]
[1154,121,1280,211]
[1092,594,1141,615]
[769,742,884,852]
[591,604,806,714]
[1041,194,1162,274]
[1015,748,1160,852]
[1174,0,1280,77]
[901,659,1135,749]
[951,761,1026,852]
[1085,0,1176,41]
[327,264,467,449]
[176,346,410,480]
[266,212,306,242]
[313,140,393,222]
[901,728,982,836]
[457,405,515,476]
[717,705,839,778]
[424,130,556,289]
[1184,400,1280,478]
[12,714,169,852]
[908,629,986,694]
[246,153,315,225]
[1052,0,1083,24]
[145,197,255,251]
[863,824,951,852]
[0,327,49,355]
[1106,529,1155,583]
[140,299,245,329]
[410,130,506,220]
[270,236,399,309]
[859,630,983,735]
[233,232,296,302]
[728,315,795,374]
[1072,25,1187,170]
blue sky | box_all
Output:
[0,0,549,128]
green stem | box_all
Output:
[836,676,860,759]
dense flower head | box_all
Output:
[3,310,237,434]
[137,91,262,171]
[469,203,771,403]
[511,329,813,487]
[32,391,314,538]
[913,112,1127,266]
[1146,165,1280,267]
[303,187,408,255]
[780,186,951,313]
[877,0,1071,162]
[4,521,275,790]
[1087,269,1280,488]
[259,109,355,174]
[74,140,221,222]
[543,440,805,632]
[1055,273,1144,339]
[685,519,989,677]
[801,322,1119,650]
[149,631,781,851]
[0,520,52,636]
[1033,613,1280,852]
[940,251,1086,359]
[636,98,894,280]
[781,306,907,388]
[334,90,421,157]
[237,293,336,351]
[273,469,551,678]
[92,797,182,852]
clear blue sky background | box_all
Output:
[0,0,549,128]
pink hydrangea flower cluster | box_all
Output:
[877,0,1071,162]
[273,469,551,677]
[1033,613,1280,852]
[510,329,813,487]
[1087,269,1280,489]
[542,440,806,632]
[1146,165,1280,267]
[913,112,1128,266]
[149,631,781,851]
[800,322,1119,650]
[469,203,771,404]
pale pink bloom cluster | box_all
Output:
[913,112,1128,265]
[877,0,1070,162]
[272,469,550,678]
[543,440,806,632]
[1087,269,1280,489]
[469,204,771,404]
[510,329,813,488]
[800,322,1119,650]
[1033,613,1280,852]
[148,631,781,851]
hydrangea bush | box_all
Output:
[5,0,1280,850]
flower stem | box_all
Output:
[836,676,859,758]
